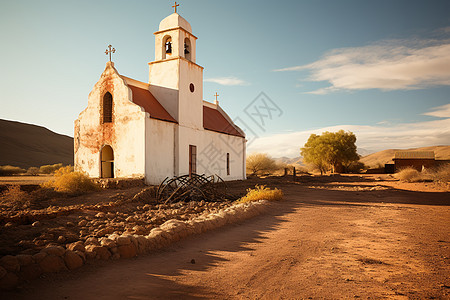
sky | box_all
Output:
[0,0,449,158]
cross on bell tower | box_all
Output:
[172,1,179,13]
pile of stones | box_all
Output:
[0,199,270,290]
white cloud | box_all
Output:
[275,37,450,94]
[204,76,249,86]
[423,103,450,118]
[248,117,450,158]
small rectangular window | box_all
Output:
[189,145,197,177]
[227,153,230,175]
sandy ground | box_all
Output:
[2,175,450,299]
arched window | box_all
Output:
[102,92,113,123]
[184,38,191,61]
[163,36,172,59]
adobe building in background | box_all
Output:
[74,10,246,185]
[393,151,435,172]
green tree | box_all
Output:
[301,130,359,175]
[246,153,277,176]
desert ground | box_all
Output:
[1,174,449,299]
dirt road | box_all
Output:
[3,176,450,299]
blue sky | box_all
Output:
[1,0,449,157]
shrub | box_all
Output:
[431,163,450,183]
[0,185,29,209]
[39,163,64,174]
[395,167,422,182]
[237,185,283,203]
[41,166,98,194]
[27,167,40,175]
[0,165,26,176]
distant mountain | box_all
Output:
[360,145,450,168]
[0,119,73,169]
[274,156,304,166]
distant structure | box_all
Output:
[74,5,246,184]
[393,151,435,172]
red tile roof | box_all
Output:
[203,106,244,138]
[128,85,177,123]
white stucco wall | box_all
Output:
[74,62,146,179]
[175,125,246,181]
[144,118,176,185]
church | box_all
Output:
[74,6,246,185]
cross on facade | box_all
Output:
[214,92,219,102]
[172,1,179,13]
[105,45,116,62]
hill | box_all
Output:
[360,145,450,168]
[0,119,73,169]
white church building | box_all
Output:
[74,9,246,185]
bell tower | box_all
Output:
[148,8,203,129]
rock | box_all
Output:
[4,222,14,228]
[117,243,137,259]
[42,245,66,257]
[99,238,116,248]
[32,221,41,227]
[95,227,112,237]
[133,225,146,235]
[0,255,20,272]
[0,272,19,290]
[85,237,100,246]
[74,251,86,263]
[64,250,83,270]
[125,216,135,222]
[66,221,75,227]
[32,252,47,263]
[78,219,88,227]
[111,253,120,260]
[67,241,85,252]
[116,236,131,246]
[0,266,6,279]
[38,254,66,273]
[16,254,33,266]
[191,259,196,264]
[19,263,42,281]
[57,236,66,243]
[95,212,106,218]
[92,246,111,260]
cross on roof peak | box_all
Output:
[105,45,116,62]
[172,1,180,13]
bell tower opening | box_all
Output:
[184,38,191,61]
[101,145,114,178]
[163,36,172,59]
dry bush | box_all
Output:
[0,185,30,209]
[237,185,283,203]
[431,163,450,183]
[246,153,277,176]
[41,166,99,194]
[395,167,422,182]
[0,165,26,176]
[26,167,40,175]
[39,163,64,174]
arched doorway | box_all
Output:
[101,145,114,178]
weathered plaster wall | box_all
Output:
[74,62,146,178]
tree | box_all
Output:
[246,153,277,176]
[301,130,359,175]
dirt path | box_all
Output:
[2,179,450,299]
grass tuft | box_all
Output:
[237,185,283,203]
[395,167,422,182]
